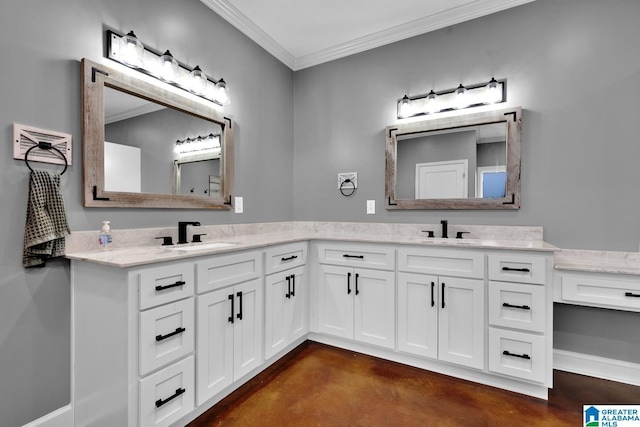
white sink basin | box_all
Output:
[167,242,237,251]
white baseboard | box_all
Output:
[22,405,72,427]
[554,349,640,387]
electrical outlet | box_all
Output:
[366,200,375,214]
[235,196,243,213]
[338,172,358,189]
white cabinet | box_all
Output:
[487,252,549,384]
[264,242,308,360]
[316,242,396,350]
[397,272,485,370]
[72,260,196,427]
[196,251,263,406]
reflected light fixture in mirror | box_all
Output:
[106,30,230,106]
[398,78,505,119]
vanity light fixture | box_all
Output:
[397,78,505,119]
[174,133,221,156]
[106,30,230,106]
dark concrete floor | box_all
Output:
[188,341,640,426]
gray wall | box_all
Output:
[293,0,640,253]
[293,1,640,366]
[0,0,293,424]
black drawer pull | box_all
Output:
[228,294,234,324]
[502,302,531,310]
[431,282,435,307]
[291,274,296,297]
[281,255,298,261]
[625,292,640,298]
[286,275,291,298]
[355,273,360,295]
[347,272,352,294]
[237,291,243,320]
[501,267,530,273]
[441,282,445,309]
[155,387,186,408]
[343,254,364,259]
[155,327,186,342]
[503,350,531,360]
[155,280,185,292]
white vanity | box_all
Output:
[67,222,556,427]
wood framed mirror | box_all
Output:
[385,106,521,210]
[81,58,234,209]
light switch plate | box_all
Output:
[235,197,243,213]
[367,200,375,214]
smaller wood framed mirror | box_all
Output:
[385,106,522,210]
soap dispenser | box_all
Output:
[99,220,113,250]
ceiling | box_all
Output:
[200,0,535,70]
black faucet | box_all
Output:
[178,221,201,244]
[441,220,448,238]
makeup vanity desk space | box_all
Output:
[554,249,640,313]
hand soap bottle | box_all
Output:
[99,220,113,250]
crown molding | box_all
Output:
[200,0,296,69]
[201,0,535,71]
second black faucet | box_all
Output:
[178,221,201,244]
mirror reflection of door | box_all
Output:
[415,159,468,199]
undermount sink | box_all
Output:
[167,242,237,251]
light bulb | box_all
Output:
[485,78,502,104]
[399,95,412,118]
[214,78,230,105]
[425,90,439,114]
[189,66,208,96]
[453,84,468,109]
[157,50,179,82]
[119,31,144,68]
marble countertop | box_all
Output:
[65,222,558,268]
[554,249,640,276]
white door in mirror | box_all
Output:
[235,197,243,213]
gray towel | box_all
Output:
[23,170,71,268]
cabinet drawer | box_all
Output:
[317,242,395,270]
[140,298,195,376]
[139,356,195,427]
[196,250,262,294]
[139,262,195,310]
[397,247,484,279]
[488,253,546,285]
[488,281,545,333]
[264,242,307,275]
[560,273,640,312]
[488,328,545,383]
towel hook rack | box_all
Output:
[24,141,68,175]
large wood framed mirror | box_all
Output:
[385,106,521,210]
[81,58,234,209]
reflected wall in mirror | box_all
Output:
[82,58,234,209]
[386,106,521,209]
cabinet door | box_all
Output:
[288,266,308,343]
[264,272,289,360]
[196,288,234,405]
[438,277,485,370]
[317,264,354,339]
[233,278,263,381]
[397,272,438,359]
[265,266,307,360]
[354,268,396,349]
